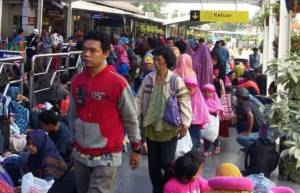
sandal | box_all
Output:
[203,151,211,157]
[214,146,221,154]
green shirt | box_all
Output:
[144,84,178,142]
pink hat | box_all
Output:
[271,187,295,193]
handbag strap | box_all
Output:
[169,75,178,95]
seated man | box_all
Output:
[235,88,264,149]
[38,109,72,163]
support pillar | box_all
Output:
[165,25,171,38]
[262,26,269,73]
[37,0,43,32]
[67,0,73,38]
[263,0,276,94]
[0,0,2,39]
[277,0,291,93]
[278,0,291,59]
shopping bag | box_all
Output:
[201,115,220,142]
[175,131,193,159]
[21,173,54,193]
[220,94,234,121]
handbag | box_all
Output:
[164,75,182,127]
[175,131,193,159]
[220,94,234,121]
[201,115,220,142]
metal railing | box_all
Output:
[29,51,83,107]
[0,55,25,96]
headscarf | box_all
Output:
[174,54,197,80]
[184,77,210,126]
[216,163,243,177]
[208,163,253,193]
[235,63,245,77]
[171,46,180,59]
[192,43,213,87]
[114,45,129,66]
[202,84,224,114]
[27,129,67,180]
[7,86,29,134]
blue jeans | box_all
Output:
[236,132,259,148]
[189,125,201,151]
[236,121,248,134]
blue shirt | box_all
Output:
[249,54,261,69]
[48,122,72,157]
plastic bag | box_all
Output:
[175,131,193,159]
[201,115,220,142]
[21,173,54,193]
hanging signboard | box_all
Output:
[92,13,103,20]
[0,50,22,59]
[190,10,249,23]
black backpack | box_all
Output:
[245,138,279,178]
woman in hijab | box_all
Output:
[114,44,130,75]
[202,84,224,156]
[23,129,67,181]
[210,164,252,193]
[184,77,210,151]
[170,46,181,60]
[174,54,210,151]
[7,86,29,134]
[192,40,213,87]
[174,54,197,80]
[208,163,253,193]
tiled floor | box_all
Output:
[113,128,300,193]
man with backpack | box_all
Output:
[235,87,264,149]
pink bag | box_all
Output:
[220,94,234,121]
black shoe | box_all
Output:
[240,148,247,152]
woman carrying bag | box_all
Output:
[135,46,192,193]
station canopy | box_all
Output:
[82,0,262,6]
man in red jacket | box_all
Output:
[69,31,142,193]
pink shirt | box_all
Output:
[164,176,210,193]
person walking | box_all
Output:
[174,54,210,151]
[192,38,213,87]
[249,47,261,70]
[135,46,192,193]
[69,31,142,193]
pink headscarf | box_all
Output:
[202,84,224,114]
[184,77,210,126]
[114,45,129,66]
[174,54,197,80]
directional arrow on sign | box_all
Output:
[190,10,200,21]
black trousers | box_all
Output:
[147,138,177,193]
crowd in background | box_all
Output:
[0,29,294,193]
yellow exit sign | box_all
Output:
[190,10,249,23]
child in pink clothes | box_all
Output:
[164,151,210,193]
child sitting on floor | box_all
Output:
[164,151,210,193]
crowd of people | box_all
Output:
[0,29,295,193]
